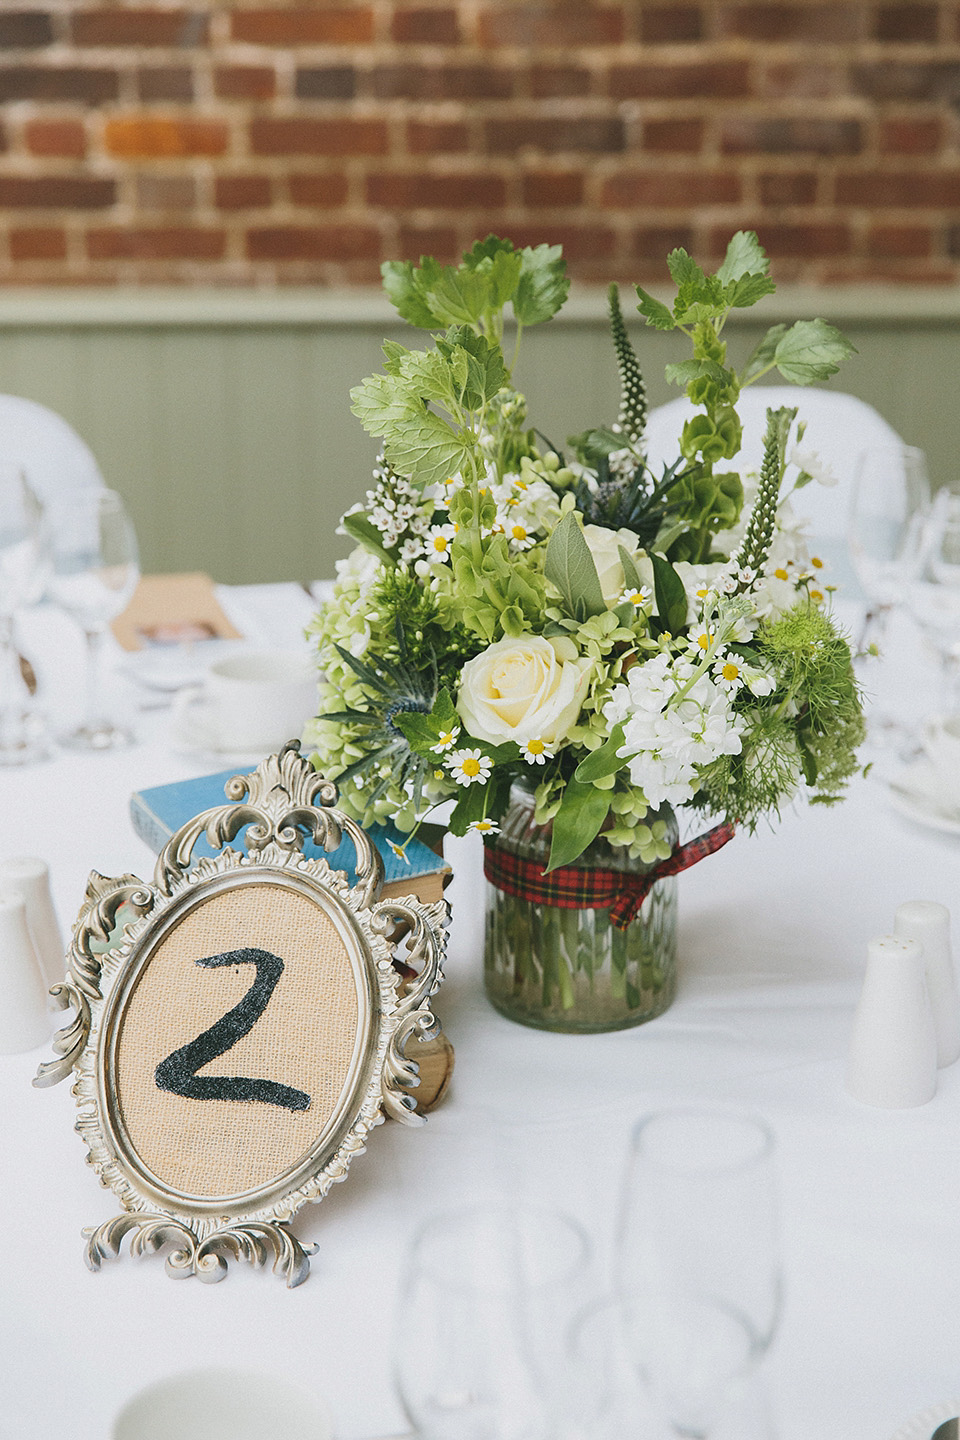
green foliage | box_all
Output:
[608,283,647,446]
[546,777,611,871]
[734,406,796,578]
[543,512,607,621]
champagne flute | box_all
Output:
[847,444,930,655]
[395,1202,591,1440]
[0,464,49,765]
[44,487,140,750]
[616,1108,782,1440]
[905,483,960,715]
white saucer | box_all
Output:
[168,699,277,767]
[888,1398,960,1440]
[888,757,960,837]
[120,640,243,694]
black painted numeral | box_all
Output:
[155,947,311,1112]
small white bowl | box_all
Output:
[112,1367,334,1440]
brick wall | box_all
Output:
[1,1,960,286]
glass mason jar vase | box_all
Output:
[483,784,679,1034]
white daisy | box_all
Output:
[468,818,501,836]
[432,726,461,754]
[521,736,554,766]
[447,748,494,787]
[387,840,411,866]
[424,523,457,562]
[617,584,652,608]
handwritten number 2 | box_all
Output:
[155,947,311,1112]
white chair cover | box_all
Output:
[644,386,903,540]
[0,392,105,507]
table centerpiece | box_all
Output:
[305,231,865,1033]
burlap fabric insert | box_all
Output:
[115,883,361,1199]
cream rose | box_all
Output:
[581,524,649,607]
[457,635,591,747]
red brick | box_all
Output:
[136,66,193,102]
[522,170,584,206]
[759,171,817,205]
[757,62,843,99]
[372,64,513,100]
[0,176,114,206]
[367,172,507,208]
[947,227,960,257]
[868,224,933,258]
[719,5,862,40]
[601,170,742,206]
[0,66,118,103]
[529,65,591,98]
[851,62,960,102]
[215,175,273,209]
[478,6,624,45]
[406,119,470,153]
[231,9,374,45]
[835,171,960,206]
[216,66,277,101]
[639,6,704,42]
[288,173,350,206]
[24,119,86,157]
[493,223,616,260]
[879,117,942,154]
[87,227,225,260]
[644,118,704,152]
[10,226,65,260]
[0,13,54,47]
[396,225,459,263]
[721,118,862,154]
[873,4,938,41]
[711,222,851,257]
[485,117,625,153]
[71,10,208,46]
[632,224,695,260]
[296,67,356,100]
[251,118,388,156]
[608,61,750,99]
[391,7,461,42]
[136,174,195,209]
[246,226,381,261]
[104,117,228,158]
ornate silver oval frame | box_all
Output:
[34,743,448,1287]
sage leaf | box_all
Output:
[617,545,643,591]
[650,552,689,634]
[544,512,607,621]
[546,779,611,871]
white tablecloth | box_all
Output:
[2,589,959,1440]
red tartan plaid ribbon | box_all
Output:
[483,822,736,931]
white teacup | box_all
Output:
[922,714,960,807]
[173,649,315,755]
[112,1367,333,1440]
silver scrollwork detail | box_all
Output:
[83,1214,316,1288]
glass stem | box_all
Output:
[940,652,960,716]
[82,624,108,732]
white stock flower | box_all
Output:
[457,634,591,747]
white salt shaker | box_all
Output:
[0,855,64,994]
[0,893,51,1053]
[894,900,960,1068]
[846,934,938,1108]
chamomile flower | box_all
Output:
[424,523,457,562]
[505,520,535,550]
[387,840,411,866]
[521,736,555,766]
[617,584,652,608]
[447,748,493,787]
[468,818,501,836]
[432,726,461,754]
[713,657,744,692]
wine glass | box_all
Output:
[904,482,960,715]
[616,1108,782,1440]
[44,487,140,750]
[0,464,49,765]
[847,444,930,654]
[395,1202,591,1440]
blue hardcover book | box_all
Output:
[130,769,450,901]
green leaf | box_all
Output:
[650,552,689,634]
[716,230,769,285]
[448,781,490,836]
[663,358,728,389]
[635,287,676,331]
[773,319,857,386]
[544,512,607,621]
[438,326,509,409]
[723,272,777,309]
[740,323,788,385]
[462,235,515,269]
[423,265,491,328]
[617,545,643,591]
[513,243,569,325]
[380,258,444,329]
[384,409,474,489]
[567,425,635,461]
[546,779,611,871]
[666,248,704,290]
[393,710,440,756]
[339,512,393,566]
[574,722,631,783]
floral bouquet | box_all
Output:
[305,231,865,1031]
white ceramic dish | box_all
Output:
[112,1367,334,1440]
[888,1399,960,1440]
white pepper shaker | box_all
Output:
[894,900,960,1068]
[846,935,938,1108]
[0,856,64,994]
[0,893,50,1053]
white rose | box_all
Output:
[457,635,591,747]
[581,524,648,607]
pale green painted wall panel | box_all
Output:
[0,298,954,584]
